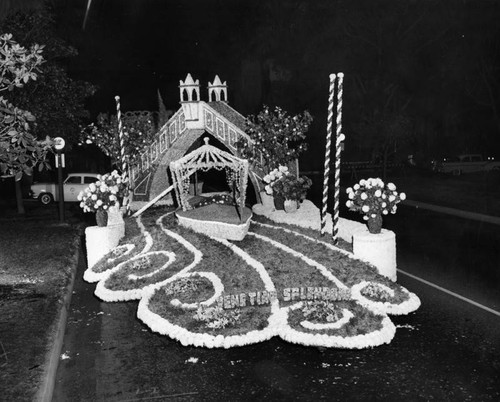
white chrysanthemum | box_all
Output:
[91,194,98,201]
[362,205,370,213]
[389,195,396,202]
[374,189,382,197]
[103,204,108,210]
[109,194,117,201]
[371,213,377,218]
[96,199,103,206]
[100,184,108,193]
[77,192,83,201]
[279,165,289,173]
[360,192,368,200]
[348,192,354,200]
[388,183,396,191]
[382,202,387,208]
[346,187,353,194]
[89,183,96,192]
[400,192,406,200]
[353,184,360,190]
[346,200,353,208]
[383,209,388,215]
[263,175,272,184]
[363,215,369,221]
[359,179,366,186]
[265,184,273,195]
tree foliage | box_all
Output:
[0,7,97,145]
[0,33,51,180]
[236,105,312,173]
[79,111,158,168]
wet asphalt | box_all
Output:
[52,205,500,402]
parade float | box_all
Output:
[79,73,420,349]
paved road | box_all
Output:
[53,207,500,401]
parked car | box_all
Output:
[30,173,100,205]
[431,154,500,175]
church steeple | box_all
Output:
[208,75,228,102]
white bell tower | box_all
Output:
[179,73,200,121]
[208,75,228,102]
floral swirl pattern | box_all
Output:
[84,211,420,349]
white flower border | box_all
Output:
[87,206,420,349]
[83,216,153,283]
[300,308,354,330]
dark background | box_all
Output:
[46,0,500,171]
[3,0,500,173]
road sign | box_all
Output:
[54,137,65,150]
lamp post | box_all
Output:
[54,137,65,222]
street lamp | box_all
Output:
[54,137,65,222]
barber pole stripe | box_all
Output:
[115,96,127,174]
[333,73,344,245]
[321,74,336,236]
[115,95,131,214]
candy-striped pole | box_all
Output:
[115,96,127,174]
[333,73,345,245]
[321,74,335,236]
[115,95,130,213]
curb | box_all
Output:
[35,231,83,402]
[404,199,500,226]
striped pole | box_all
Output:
[321,74,336,236]
[333,73,344,245]
[115,96,127,174]
[115,95,130,214]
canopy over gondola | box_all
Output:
[170,137,249,212]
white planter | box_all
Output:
[260,191,275,210]
[85,224,123,269]
[107,205,125,238]
[352,228,397,281]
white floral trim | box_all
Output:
[351,281,421,315]
[169,272,224,310]
[83,244,135,283]
[89,208,419,349]
[94,214,203,302]
[300,308,354,330]
[176,212,252,241]
[83,214,153,283]
[128,251,176,280]
[247,231,348,290]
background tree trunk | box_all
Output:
[15,179,25,215]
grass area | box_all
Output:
[0,208,82,401]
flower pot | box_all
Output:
[260,191,275,210]
[274,195,285,210]
[95,209,108,227]
[284,199,298,213]
[366,214,383,234]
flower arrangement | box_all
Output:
[346,178,406,234]
[263,165,312,202]
[236,105,312,173]
[78,170,128,226]
[193,304,241,329]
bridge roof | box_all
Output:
[207,101,247,132]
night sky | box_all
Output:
[10,0,500,167]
